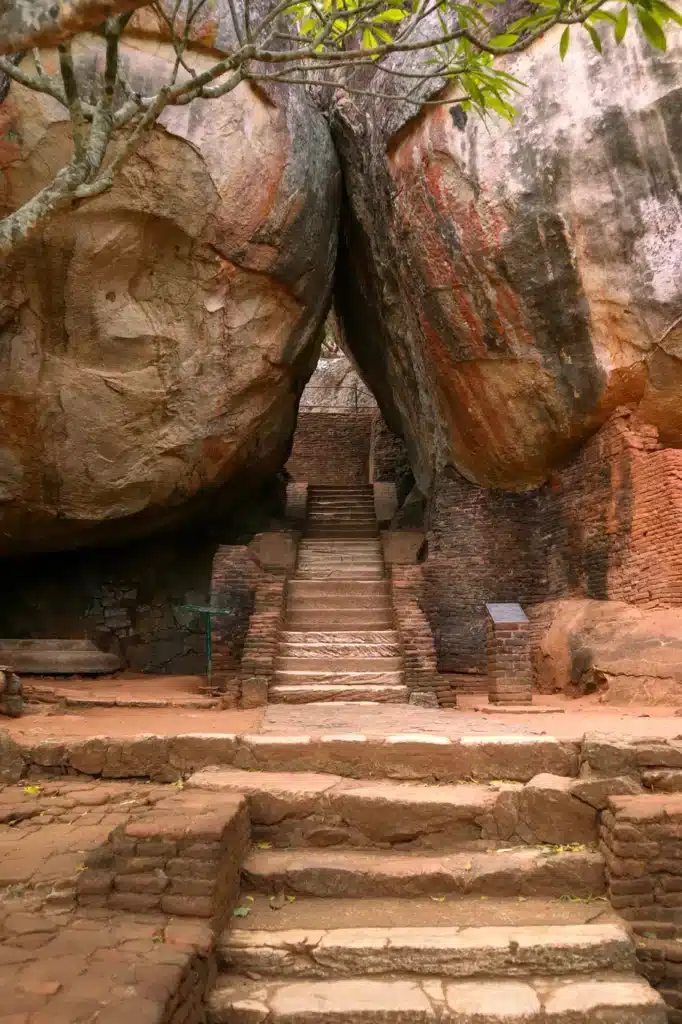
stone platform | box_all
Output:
[5,696,682,1023]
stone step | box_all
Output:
[275,655,403,672]
[219,922,635,979]
[309,487,375,493]
[242,847,605,899]
[305,530,379,538]
[269,684,409,704]
[285,616,395,631]
[288,581,390,596]
[208,974,665,1023]
[281,631,399,644]
[187,769,501,847]
[308,505,377,513]
[295,571,385,580]
[278,643,402,658]
[295,561,384,570]
[218,893,622,931]
[307,514,377,521]
[286,597,393,611]
[298,541,381,548]
[273,670,405,685]
[0,643,121,675]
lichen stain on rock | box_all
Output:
[333,24,682,491]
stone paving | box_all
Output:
[0,780,170,891]
[0,898,212,1023]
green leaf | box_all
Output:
[372,25,393,43]
[589,9,617,22]
[232,907,251,918]
[585,22,603,51]
[374,7,407,20]
[489,32,519,46]
[484,92,517,120]
[614,5,629,41]
[637,6,667,48]
[559,25,570,59]
[651,0,682,25]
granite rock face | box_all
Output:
[534,599,682,704]
[0,12,339,555]
[333,25,682,491]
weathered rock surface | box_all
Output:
[0,666,23,717]
[332,25,682,491]
[0,11,339,554]
[534,599,682,704]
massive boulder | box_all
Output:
[332,25,682,491]
[534,599,682,704]
[0,12,339,555]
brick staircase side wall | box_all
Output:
[390,566,445,703]
[601,793,682,1023]
[240,577,288,707]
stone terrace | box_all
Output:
[6,703,682,1021]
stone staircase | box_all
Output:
[270,485,408,704]
[190,765,666,1024]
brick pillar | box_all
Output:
[485,603,532,705]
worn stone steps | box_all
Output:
[278,643,401,659]
[273,669,405,685]
[207,974,665,1023]
[219,922,635,979]
[242,847,605,899]
[188,768,503,847]
[269,684,409,704]
[288,580,390,596]
[281,631,398,643]
[285,615,395,631]
[295,569,385,580]
[275,655,403,672]
[285,598,393,611]
[306,528,380,538]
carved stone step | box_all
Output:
[269,684,409,704]
[219,922,635,979]
[207,974,666,1023]
[242,847,606,899]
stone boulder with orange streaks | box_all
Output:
[331,24,682,491]
[0,9,339,555]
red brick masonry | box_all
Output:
[486,603,532,705]
[601,793,682,1022]
[76,790,250,933]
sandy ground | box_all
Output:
[4,676,682,742]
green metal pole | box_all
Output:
[205,611,212,688]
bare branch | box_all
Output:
[0,53,67,105]
[58,41,87,159]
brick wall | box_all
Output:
[420,408,682,675]
[601,793,682,1022]
[77,790,250,933]
[546,410,682,606]
[370,415,413,502]
[286,412,373,484]
[390,566,440,700]
[421,471,544,673]
[209,546,258,696]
